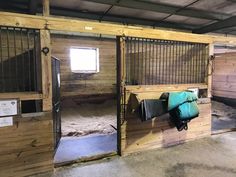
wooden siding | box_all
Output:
[121,84,211,155]
[0,112,53,177]
[51,35,116,98]
[212,52,236,99]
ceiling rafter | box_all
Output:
[193,16,236,33]
[88,0,231,21]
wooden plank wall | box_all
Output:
[0,112,53,177]
[51,34,116,98]
[121,84,211,155]
[212,52,236,99]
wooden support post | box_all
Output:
[42,0,50,16]
[208,43,214,98]
[40,29,52,111]
[117,36,126,156]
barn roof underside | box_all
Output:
[1,0,236,35]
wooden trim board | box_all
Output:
[0,92,43,101]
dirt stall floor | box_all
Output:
[61,99,117,137]
[61,99,236,136]
[212,100,236,131]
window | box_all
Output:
[70,47,99,73]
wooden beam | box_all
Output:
[208,43,214,98]
[0,92,43,101]
[42,0,50,16]
[125,84,208,92]
[1,11,236,44]
[0,11,212,43]
[40,29,52,111]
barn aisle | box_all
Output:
[50,132,236,177]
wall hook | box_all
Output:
[42,47,49,56]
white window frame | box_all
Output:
[70,47,99,73]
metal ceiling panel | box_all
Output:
[190,0,236,15]
[165,15,216,26]
[144,0,194,7]
[109,6,168,21]
[50,0,110,13]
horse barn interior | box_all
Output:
[0,0,236,177]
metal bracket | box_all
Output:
[41,47,49,56]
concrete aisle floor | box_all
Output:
[41,132,236,177]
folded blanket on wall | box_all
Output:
[167,91,199,131]
[139,99,168,121]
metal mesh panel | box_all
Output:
[0,26,41,93]
[125,37,209,85]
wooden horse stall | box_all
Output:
[117,37,213,155]
[0,27,53,176]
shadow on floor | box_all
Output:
[54,133,117,166]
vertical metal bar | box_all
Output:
[169,41,172,84]
[185,42,188,83]
[192,44,197,83]
[160,40,162,84]
[131,37,134,85]
[155,40,158,84]
[188,43,191,83]
[163,40,165,84]
[0,27,3,92]
[20,28,25,91]
[203,44,207,83]
[169,41,171,84]
[197,43,201,83]
[148,40,152,85]
[152,39,155,85]
[116,36,121,155]
[165,40,168,84]
[199,44,202,83]
[191,43,194,83]
[141,38,144,85]
[133,38,136,85]
[6,27,11,92]
[128,37,131,84]
[181,42,184,84]
[145,38,147,85]
[174,41,177,84]
[33,30,37,91]
[13,27,18,91]
[127,37,129,84]
[137,38,140,84]
[27,29,32,91]
[158,40,161,84]
[173,41,176,84]
[186,42,189,83]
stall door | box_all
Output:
[52,57,61,150]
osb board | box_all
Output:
[0,112,53,177]
[51,35,116,98]
[212,53,236,99]
[121,84,211,155]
